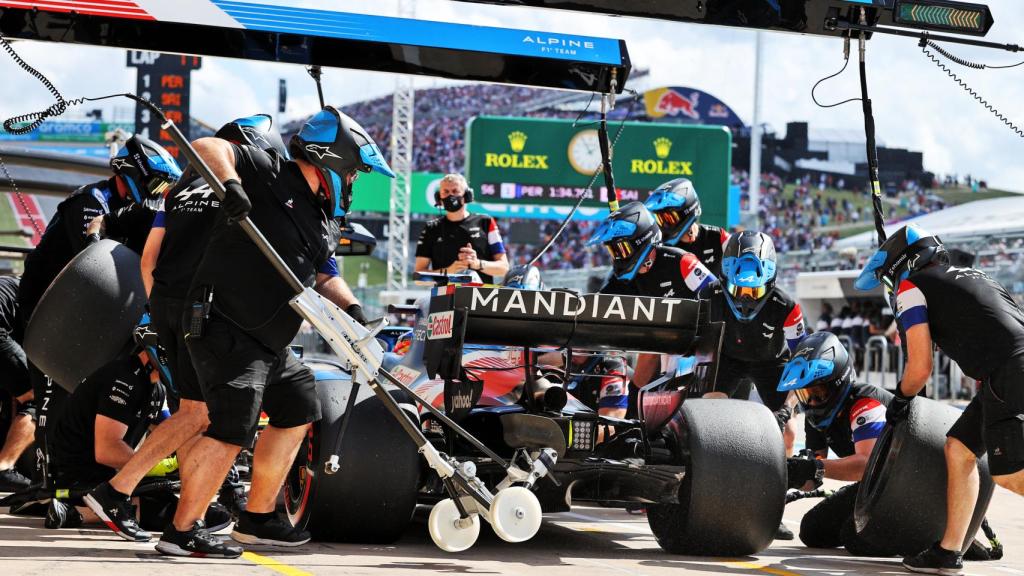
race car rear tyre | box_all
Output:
[285,378,420,543]
[854,397,994,556]
[648,398,786,556]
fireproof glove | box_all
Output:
[786,456,824,490]
[886,384,914,425]
[222,179,251,223]
[773,405,793,433]
[345,303,367,326]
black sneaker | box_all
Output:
[204,502,233,533]
[83,482,152,542]
[775,521,795,540]
[231,512,311,547]
[0,467,31,491]
[156,520,243,558]
[903,542,964,575]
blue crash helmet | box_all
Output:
[587,201,662,281]
[855,223,946,292]
[289,106,394,218]
[503,264,545,290]
[215,113,290,159]
[644,178,701,246]
[720,231,777,321]
[777,331,854,430]
[111,135,183,203]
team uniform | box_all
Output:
[0,276,29,405]
[566,355,631,413]
[415,214,505,284]
[895,265,1024,476]
[710,286,806,411]
[677,224,729,277]
[186,144,336,448]
[798,382,894,554]
[599,246,716,299]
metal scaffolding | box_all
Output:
[386,0,416,290]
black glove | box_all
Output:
[773,405,793,433]
[345,304,367,326]
[222,179,251,223]
[786,456,825,490]
[886,385,915,425]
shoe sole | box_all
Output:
[156,540,241,559]
[230,530,310,547]
[902,563,962,576]
[83,493,151,542]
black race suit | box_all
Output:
[708,285,806,411]
[895,265,1024,476]
[678,224,729,278]
[799,382,895,555]
[0,276,29,404]
[415,213,506,284]
[186,144,333,447]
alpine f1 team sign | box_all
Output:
[466,117,732,227]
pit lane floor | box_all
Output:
[1,480,1022,576]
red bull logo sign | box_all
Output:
[645,88,701,120]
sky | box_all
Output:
[0,0,1021,189]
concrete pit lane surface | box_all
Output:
[1,479,1022,576]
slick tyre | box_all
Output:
[285,376,419,543]
[24,240,145,392]
[854,397,994,556]
[648,398,786,556]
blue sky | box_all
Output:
[0,0,1021,189]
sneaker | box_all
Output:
[156,520,243,558]
[83,482,152,542]
[0,467,31,491]
[903,542,964,575]
[204,502,233,533]
[231,512,311,547]
[775,521,795,541]
[218,486,248,519]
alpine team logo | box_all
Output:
[305,144,341,161]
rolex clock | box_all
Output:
[568,129,602,176]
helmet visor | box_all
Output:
[654,208,682,228]
[604,240,634,261]
[726,282,767,301]
[145,174,176,198]
[795,383,832,407]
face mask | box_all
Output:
[442,195,464,213]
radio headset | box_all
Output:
[434,186,474,207]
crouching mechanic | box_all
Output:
[86,114,290,542]
[49,348,230,532]
[588,201,716,402]
[777,331,895,555]
[154,106,392,558]
[855,224,1024,575]
[0,275,33,491]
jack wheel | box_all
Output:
[428,499,480,552]
[489,486,542,543]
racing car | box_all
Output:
[284,270,788,556]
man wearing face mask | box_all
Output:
[414,173,509,283]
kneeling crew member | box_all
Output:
[158,107,392,559]
[414,173,509,283]
[778,331,894,555]
[856,224,1024,575]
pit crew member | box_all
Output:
[855,224,1024,575]
[86,115,290,542]
[157,107,392,558]
[414,173,509,283]
[587,201,716,392]
[17,134,180,485]
[644,177,729,276]
[0,275,32,491]
[777,330,895,555]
